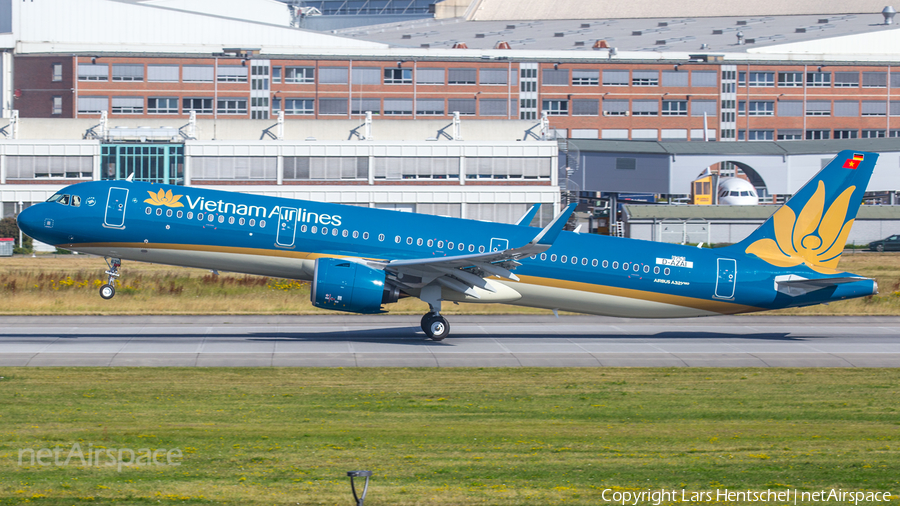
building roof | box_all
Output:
[568,138,900,156]
[0,0,386,54]
[334,11,900,56]
[623,203,900,220]
[460,0,893,21]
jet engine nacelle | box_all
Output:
[311,258,398,314]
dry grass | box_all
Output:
[0,252,898,315]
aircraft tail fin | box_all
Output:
[735,150,877,274]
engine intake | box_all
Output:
[311,258,396,314]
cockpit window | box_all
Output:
[47,194,63,203]
[58,194,70,205]
[71,196,81,207]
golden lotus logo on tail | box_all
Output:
[144,189,184,208]
[745,181,855,274]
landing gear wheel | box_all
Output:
[423,314,449,341]
[99,284,116,300]
[420,312,437,333]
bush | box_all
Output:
[0,216,32,252]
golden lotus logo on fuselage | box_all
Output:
[144,189,184,208]
[745,181,855,274]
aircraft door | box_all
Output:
[489,238,509,252]
[275,207,298,247]
[104,187,129,229]
[714,258,736,299]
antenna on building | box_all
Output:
[883,6,897,24]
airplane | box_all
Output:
[17,150,879,341]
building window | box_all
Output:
[51,96,62,115]
[603,99,629,116]
[148,97,178,114]
[833,129,858,139]
[691,71,717,87]
[111,97,143,114]
[112,64,144,82]
[777,129,802,140]
[806,100,831,116]
[6,155,93,179]
[862,101,887,116]
[806,72,831,87]
[183,97,213,114]
[272,66,281,83]
[631,99,658,116]
[542,69,569,86]
[833,72,859,87]
[862,72,887,88]
[351,67,380,85]
[479,98,511,116]
[806,130,830,140]
[318,97,348,115]
[192,157,276,180]
[416,68,445,84]
[748,101,774,116]
[350,97,380,115]
[318,67,348,84]
[834,100,859,117]
[415,98,444,116]
[632,70,659,86]
[448,68,477,85]
[217,66,248,83]
[448,98,476,115]
[572,69,599,86]
[541,99,568,116]
[862,129,886,138]
[147,65,179,82]
[285,67,314,83]
[384,68,412,84]
[747,129,774,141]
[661,100,688,116]
[382,98,411,115]
[217,98,248,115]
[77,96,108,114]
[464,158,550,180]
[520,81,536,92]
[662,70,688,87]
[77,64,108,81]
[778,71,802,87]
[572,99,599,116]
[747,71,774,87]
[52,63,63,82]
[284,98,314,115]
[602,70,629,86]
[285,157,369,180]
[479,68,509,85]
[183,65,213,82]
[616,158,636,170]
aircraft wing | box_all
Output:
[774,274,872,297]
[370,204,575,298]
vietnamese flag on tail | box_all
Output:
[843,153,865,169]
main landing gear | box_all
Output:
[418,284,449,341]
[421,312,450,341]
[99,257,121,300]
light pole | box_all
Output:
[17,201,23,250]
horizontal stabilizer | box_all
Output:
[774,274,871,297]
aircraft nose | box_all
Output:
[16,204,53,244]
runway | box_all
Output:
[0,315,898,367]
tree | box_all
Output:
[0,216,33,251]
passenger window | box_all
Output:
[540,253,547,261]
[259,220,266,228]
[550,254,557,262]
[187,212,194,219]
[156,208,162,216]
[238,217,244,225]
[218,215,224,223]
[417,238,423,246]
[612,261,619,269]
[71,196,81,207]
[332,228,338,236]
[643,265,649,273]
[177,211,183,218]
[602,260,608,268]
[406,237,413,245]
[300,224,307,232]
[377,233,383,241]
[582,258,588,266]
[321,227,328,235]
[469,244,475,252]
[633,264,639,272]
[395,236,402,243]
[197,213,204,220]
[623,262,629,270]
[353,231,359,238]
[561,255,567,263]
[343,230,349,238]
[145,207,151,215]
[250,219,256,227]
[228,216,234,224]
[654,266,660,274]
[479,245,485,253]
[207,214,214,222]
[448,242,454,249]
[427,239,433,247]
[364,232,370,240]
[664,268,670,275]
[458,243,465,251]
[167,209,173,217]
[437,240,444,248]
[591,259,598,267]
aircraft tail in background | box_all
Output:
[735,150,878,274]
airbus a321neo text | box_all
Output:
[18,150,879,340]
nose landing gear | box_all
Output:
[99,257,121,299]
[421,312,449,341]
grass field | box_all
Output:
[1,251,899,315]
[0,368,898,505]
